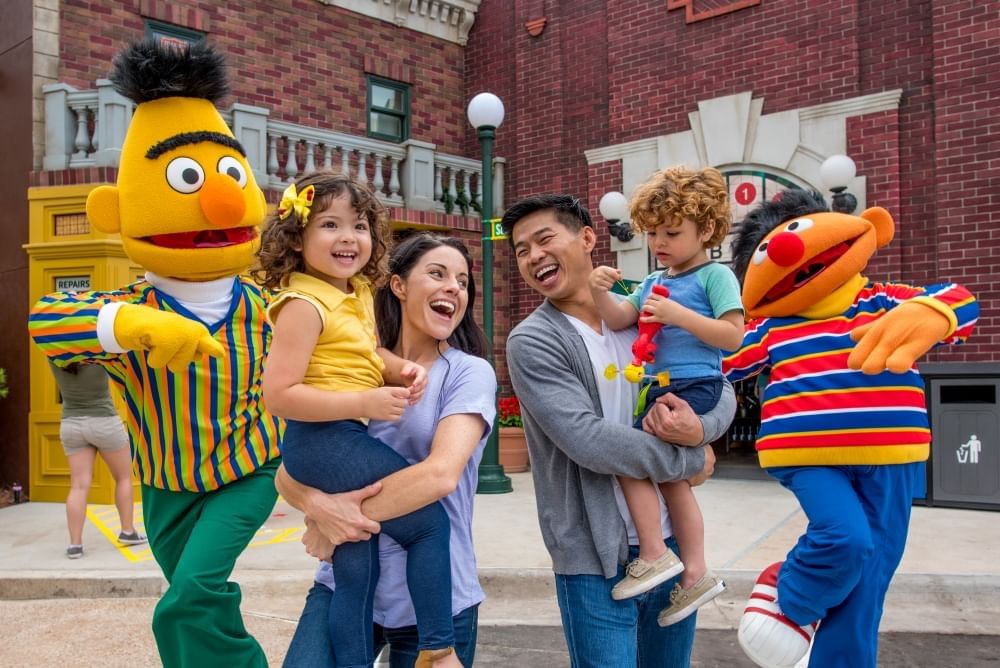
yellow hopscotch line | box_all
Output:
[86,502,303,563]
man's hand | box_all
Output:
[642,392,704,447]
[687,445,716,487]
[400,361,428,405]
[114,304,224,372]
[302,517,335,562]
[305,482,383,545]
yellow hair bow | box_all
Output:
[277,183,316,225]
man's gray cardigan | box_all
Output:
[506,300,736,578]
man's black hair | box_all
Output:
[499,194,593,245]
[110,38,229,105]
[730,189,829,283]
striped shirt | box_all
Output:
[723,282,977,468]
[29,277,283,492]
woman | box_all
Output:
[277,233,497,667]
[49,360,146,559]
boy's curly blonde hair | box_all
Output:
[252,171,391,291]
[629,166,731,247]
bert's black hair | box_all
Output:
[110,38,229,104]
[730,189,829,283]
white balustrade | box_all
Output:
[42,82,499,215]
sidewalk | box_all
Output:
[1,473,998,664]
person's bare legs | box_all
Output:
[66,447,97,545]
[659,480,706,589]
[619,476,669,562]
[100,446,137,534]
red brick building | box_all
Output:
[2,0,997,496]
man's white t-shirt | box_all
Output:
[564,314,674,544]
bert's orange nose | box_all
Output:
[767,231,804,267]
[199,172,246,228]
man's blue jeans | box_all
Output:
[554,537,696,668]
[283,581,479,667]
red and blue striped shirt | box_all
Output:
[723,282,977,468]
[29,277,283,492]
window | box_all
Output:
[144,20,205,49]
[367,77,410,143]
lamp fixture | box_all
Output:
[598,191,634,242]
[819,154,858,214]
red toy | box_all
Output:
[604,284,672,386]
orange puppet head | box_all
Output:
[730,190,895,318]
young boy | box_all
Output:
[589,166,743,625]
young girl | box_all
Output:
[256,172,461,668]
[589,166,744,626]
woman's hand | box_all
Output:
[302,517,335,562]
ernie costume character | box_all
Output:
[723,190,977,668]
[28,40,281,667]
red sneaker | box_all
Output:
[737,562,817,668]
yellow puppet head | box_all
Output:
[731,189,895,318]
[86,39,266,281]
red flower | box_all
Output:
[498,396,522,428]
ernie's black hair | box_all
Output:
[110,38,230,104]
[730,189,829,283]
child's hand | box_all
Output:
[366,386,411,421]
[589,266,622,293]
[400,361,427,405]
[640,291,688,326]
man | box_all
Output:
[502,194,736,668]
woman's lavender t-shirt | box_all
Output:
[314,347,497,628]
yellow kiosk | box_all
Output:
[25,184,142,503]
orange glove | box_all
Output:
[848,300,954,374]
[113,304,225,372]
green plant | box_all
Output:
[498,396,522,428]
[441,182,482,216]
[0,368,8,400]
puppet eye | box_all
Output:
[784,218,814,233]
[752,242,769,265]
[166,157,205,194]
[217,156,248,187]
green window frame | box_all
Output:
[367,77,410,143]
[144,20,206,49]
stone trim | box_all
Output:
[316,0,480,45]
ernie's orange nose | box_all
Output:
[767,231,804,267]
[199,172,247,228]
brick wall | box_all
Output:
[58,0,468,155]
[468,0,998,363]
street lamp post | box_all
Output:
[468,92,512,494]
[819,154,858,214]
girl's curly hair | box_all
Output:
[628,166,731,247]
[252,171,391,291]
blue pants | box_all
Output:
[283,581,479,667]
[554,538,696,668]
[282,420,453,667]
[634,376,722,429]
[768,464,919,668]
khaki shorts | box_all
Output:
[60,416,129,456]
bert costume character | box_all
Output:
[29,40,281,667]
[723,190,977,668]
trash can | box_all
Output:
[923,363,1000,511]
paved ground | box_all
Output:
[2,473,999,665]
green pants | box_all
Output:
[142,458,279,668]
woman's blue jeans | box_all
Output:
[554,537,696,668]
[283,581,479,667]
[282,419,453,667]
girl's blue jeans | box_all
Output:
[768,463,919,668]
[283,581,479,667]
[282,419,453,667]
